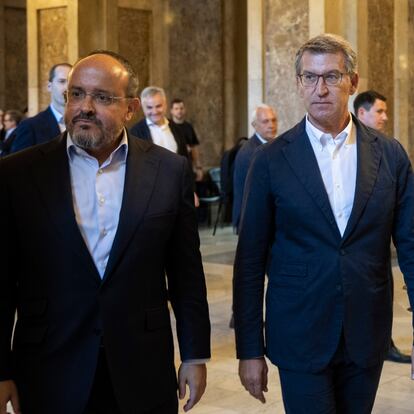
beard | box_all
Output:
[67,113,123,151]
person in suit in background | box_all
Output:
[10,63,72,153]
[129,86,188,158]
[354,89,411,364]
[0,109,5,141]
[234,33,414,413]
[232,104,278,232]
[0,50,210,414]
[0,109,24,156]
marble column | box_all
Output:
[0,0,26,111]
[264,0,309,134]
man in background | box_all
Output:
[10,63,72,153]
[129,86,188,158]
[232,104,278,232]
[170,98,203,181]
[354,89,410,364]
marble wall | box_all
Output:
[4,5,27,111]
[168,0,224,166]
[366,0,394,137]
[264,0,309,134]
[38,7,68,110]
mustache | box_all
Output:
[71,112,102,126]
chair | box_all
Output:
[198,167,223,235]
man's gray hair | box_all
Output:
[251,104,275,123]
[140,86,166,101]
[295,33,357,76]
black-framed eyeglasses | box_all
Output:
[297,71,347,87]
[63,89,131,106]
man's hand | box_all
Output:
[239,358,268,403]
[178,363,207,412]
[0,380,20,414]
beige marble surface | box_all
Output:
[38,6,68,110]
[264,0,309,135]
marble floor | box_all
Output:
[176,226,414,413]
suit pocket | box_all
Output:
[19,299,48,318]
[145,307,171,331]
[271,262,308,290]
[14,324,48,346]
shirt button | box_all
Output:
[99,196,105,205]
[337,213,342,218]
[98,168,103,175]
[101,229,107,236]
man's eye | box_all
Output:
[96,94,111,104]
[70,90,83,98]
[325,73,339,81]
[304,74,316,82]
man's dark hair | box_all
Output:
[48,63,72,82]
[5,109,24,125]
[354,90,386,114]
[170,98,184,108]
[86,50,139,98]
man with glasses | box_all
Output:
[10,63,72,154]
[234,33,414,413]
[0,50,210,414]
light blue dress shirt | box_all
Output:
[66,131,128,278]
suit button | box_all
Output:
[93,328,102,336]
[336,284,342,292]
[340,249,347,255]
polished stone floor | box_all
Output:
[177,226,414,413]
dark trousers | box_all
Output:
[278,337,383,414]
[84,349,178,414]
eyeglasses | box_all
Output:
[64,89,130,106]
[298,71,347,87]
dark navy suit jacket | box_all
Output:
[130,118,188,158]
[232,134,263,230]
[234,116,414,372]
[10,106,60,153]
[0,133,210,413]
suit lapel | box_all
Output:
[32,135,100,281]
[282,120,341,239]
[341,120,381,242]
[103,137,159,281]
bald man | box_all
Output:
[0,50,210,414]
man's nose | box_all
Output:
[315,77,329,95]
[80,94,96,112]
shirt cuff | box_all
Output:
[182,358,210,365]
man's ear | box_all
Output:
[349,72,359,95]
[126,98,140,121]
[47,82,52,92]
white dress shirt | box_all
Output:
[50,104,66,133]
[67,131,128,278]
[306,115,357,236]
[146,118,177,153]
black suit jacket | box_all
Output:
[10,106,60,153]
[0,133,210,413]
[0,131,17,157]
[234,116,414,372]
[130,118,188,158]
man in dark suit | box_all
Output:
[232,104,278,231]
[234,33,414,413]
[10,62,72,153]
[0,50,210,414]
[0,109,24,156]
[129,86,188,158]
[354,89,411,364]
